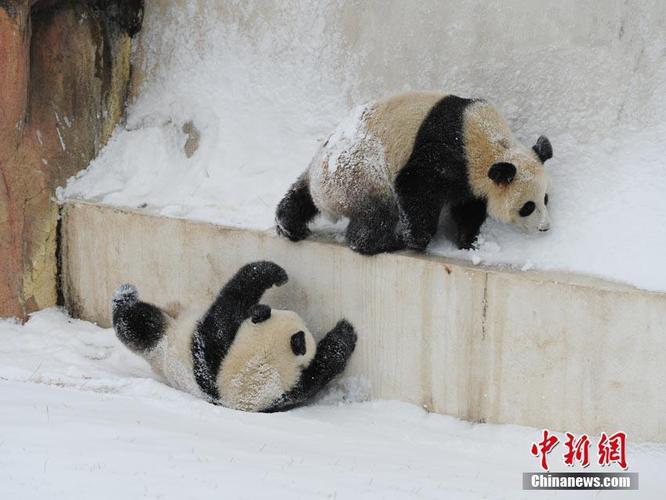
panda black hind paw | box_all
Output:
[275,219,310,242]
[402,229,432,252]
[333,319,357,343]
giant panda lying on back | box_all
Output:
[276,91,553,255]
[112,261,357,412]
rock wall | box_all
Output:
[0,0,143,319]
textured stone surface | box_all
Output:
[61,201,666,441]
[0,0,142,319]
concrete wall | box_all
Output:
[133,0,666,141]
[62,201,666,442]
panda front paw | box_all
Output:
[242,261,288,287]
[456,230,479,250]
[270,265,289,287]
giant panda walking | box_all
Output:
[112,261,357,412]
[276,91,553,255]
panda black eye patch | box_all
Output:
[519,201,536,217]
[290,331,306,356]
[544,194,549,206]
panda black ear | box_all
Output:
[533,135,553,163]
[250,304,271,323]
[290,331,306,356]
[488,162,516,185]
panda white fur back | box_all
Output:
[276,91,554,255]
[308,91,442,220]
[112,262,357,412]
[143,306,207,398]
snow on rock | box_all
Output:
[2,309,666,498]
[61,1,666,292]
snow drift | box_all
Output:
[62,0,666,291]
[2,310,666,498]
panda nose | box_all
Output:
[538,213,551,233]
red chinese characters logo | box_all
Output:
[563,432,591,467]
[530,430,628,471]
[530,429,559,471]
[598,432,628,470]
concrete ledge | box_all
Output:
[61,201,666,441]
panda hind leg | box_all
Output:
[112,284,168,353]
[345,197,405,255]
[275,174,319,241]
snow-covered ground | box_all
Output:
[60,1,666,292]
[1,309,665,499]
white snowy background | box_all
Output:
[2,310,665,499]
[61,1,666,292]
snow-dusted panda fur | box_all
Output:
[276,91,554,254]
[112,261,357,412]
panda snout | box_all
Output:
[536,212,551,233]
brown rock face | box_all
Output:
[0,0,143,320]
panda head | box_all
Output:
[216,306,317,411]
[485,136,553,233]
[246,305,316,369]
